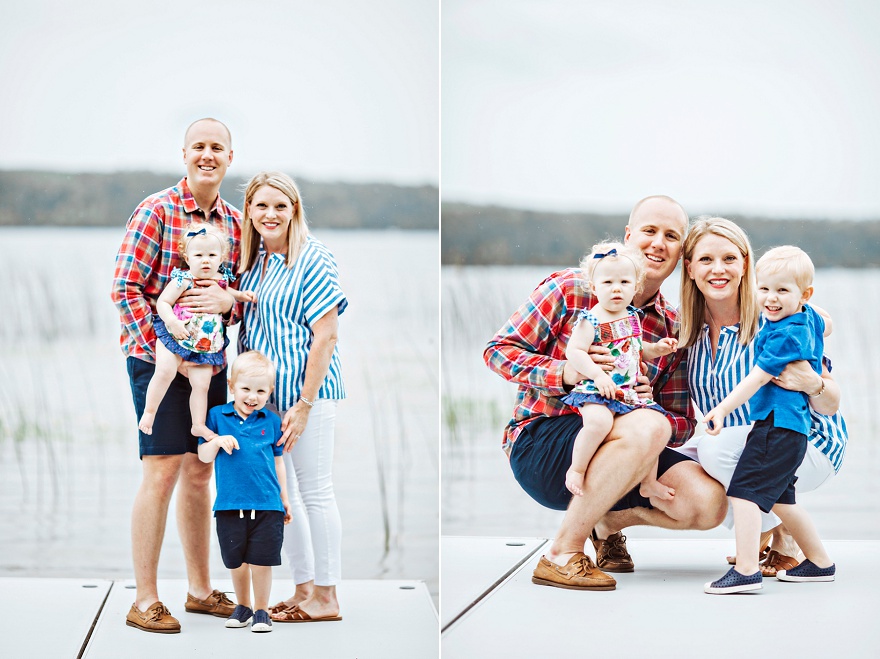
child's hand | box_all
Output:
[657,338,678,355]
[593,372,617,399]
[214,435,240,455]
[282,498,292,524]
[702,408,725,436]
[168,319,190,341]
[242,290,258,303]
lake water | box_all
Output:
[441,265,880,541]
[0,227,439,604]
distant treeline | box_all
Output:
[0,170,438,230]
[442,202,880,268]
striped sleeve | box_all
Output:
[808,409,848,473]
[301,242,348,325]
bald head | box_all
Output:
[184,118,232,148]
[628,195,688,233]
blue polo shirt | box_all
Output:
[749,304,825,435]
[202,402,284,513]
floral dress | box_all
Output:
[152,267,231,366]
[562,305,665,416]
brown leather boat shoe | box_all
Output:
[184,589,236,617]
[590,530,635,573]
[125,601,181,634]
[532,552,616,590]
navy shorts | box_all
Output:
[727,414,807,513]
[127,356,227,458]
[509,413,693,511]
[216,510,285,569]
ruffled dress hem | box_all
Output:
[154,317,228,366]
[561,391,665,416]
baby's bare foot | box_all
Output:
[565,468,586,497]
[640,480,675,501]
[191,424,211,439]
[138,413,155,435]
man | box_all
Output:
[111,118,241,631]
[483,195,728,591]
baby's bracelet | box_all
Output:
[299,396,315,408]
[808,377,826,398]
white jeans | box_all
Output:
[675,424,836,532]
[282,399,342,586]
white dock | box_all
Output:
[441,536,880,658]
[0,578,438,658]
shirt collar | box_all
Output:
[180,177,224,217]
[218,401,267,420]
[636,289,669,319]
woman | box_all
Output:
[237,171,346,622]
[675,217,848,575]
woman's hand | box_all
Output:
[776,360,840,415]
[774,360,821,394]
[278,401,311,452]
[178,279,234,315]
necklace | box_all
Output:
[705,304,739,329]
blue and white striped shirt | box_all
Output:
[238,236,348,410]
[687,322,847,472]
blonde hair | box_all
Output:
[756,245,815,293]
[679,216,759,348]
[580,241,647,295]
[230,350,276,387]
[239,171,308,273]
[178,221,230,261]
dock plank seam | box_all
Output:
[441,539,547,634]
[77,581,114,659]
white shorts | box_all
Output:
[675,423,836,532]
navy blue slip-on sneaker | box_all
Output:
[225,604,254,628]
[777,559,836,582]
[704,566,763,594]
[251,609,273,633]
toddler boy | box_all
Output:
[702,245,835,594]
[199,350,291,630]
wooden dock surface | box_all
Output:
[442,536,880,658]
[0,578,438,658]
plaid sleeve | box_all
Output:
[110,203,163,357]
[483,276,569,395]
[654,348,697,447]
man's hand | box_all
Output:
[586,344,614,372]
[633,371,652,396]
[178,280,234,315]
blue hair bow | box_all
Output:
[186,228,207,238]
[593,248,618,259]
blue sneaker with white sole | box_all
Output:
[777,559,836,582]
[251,609,272,632]
[225,605,254,628]
[704,566,763,594]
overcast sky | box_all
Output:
[443,0,880,219]
[0,0,438,186]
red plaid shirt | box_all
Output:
[110,177,242,363]
[484,268,696,454]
